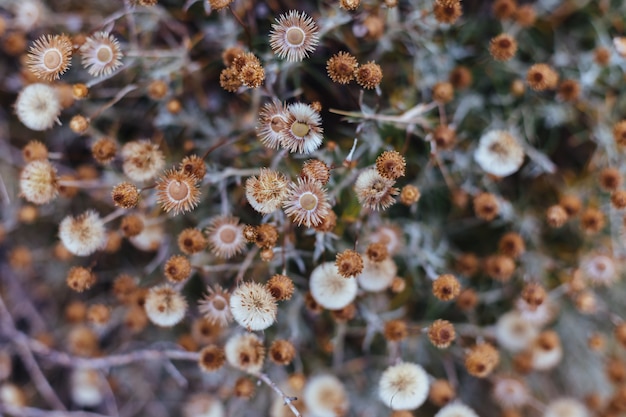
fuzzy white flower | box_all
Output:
[121,140,165,182]
[378,362,429,410]
[492,377,529,409]
[310,262,358,310]
[357,257,397,292]
[303,375,349,417]
[71,368,103,407]
[580,253,616,286]
[183,394,225,417]
[474,130,525,177]
[544,398,589,417]
[281,103,323,154]
[434,403,480,417]
[144,285,187,327]
[495,310,539,352]
[224,333,265,373]
[80,32,123,77]
[59,210,107,256]
[269,11,319,62]
[15,83,61,131]
[206,215,246,259]
[230,282,277,331]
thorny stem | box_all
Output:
[253,372,302,417]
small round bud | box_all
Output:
[260,247,274,262]
[428,379,455,406]
[600,167,622,191]
[428,319,456,348]
[400,185,420,206]
[22,140,48,162]
[234,377,255,399]
[87,304,110,326]
[92,138,117,165]
[198,345,226,372]
[473,192,500,221]
[164,255,192,283]
[376,150,406,180]
[120,215,144,238]
[269,339,296,365]
[432,82,454,103]
[526,63,559,91]
[266,274,295,301]
[69,115,90,134]
[166,99,182,114]
[355,61,383,89]
[177,228,207,254]
[72,83,89,99]
[366,242,389,262]
[66,267,96,292]
[580,208,605,234]
[147,80,168,100]
[335,249,364,278]
[546,205,568,227]
[111,182,140,209]
[485,255,515,282]
[465,343,500,378]
[384,320,408,342]
[489,34,518,61]
[432,274,461,301]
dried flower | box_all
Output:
[283,178,331,227]
[198,345,226,372]
[15,83,62,131]
[376,150,406,180]
[245,168,289,214]
[335,249,363,278]
[121,140,165,182]
[144,284,187,327]
[303,375,349,417]
[495,311,538,352]
[432,274,461,301]
[120,214,144,237]
[266,274,295,301]
[257,100,288,149]
[543,399,589,417]
[354,168,399,211]
[59,210,107,256]
[366,242,389,262]
[198,285,232,327]
[465,343,500,378]
[80,32,123,77]
[156,169,201,215]
[19,160,58,204]
[378,362,429,410]
[357,257,397,292]
[546,205,568,227]
[224,333,265,373]
[111,182,140,209]
[327,51,358,84]
[67,267,97,292]
[281,103,323,154]
[22,140,48,162]
[310,262,358,310]
[473,192,500,221]
[26,34,72,81]
[269,11,319,62]
[428,319,456,348]
[164,255,192,283]
[558,79,581,101]
[489,34,518,61]
[230,282,277,331]
[178,228,207,254]
[435,403,479,417]
[599,167,621,191]
[498,232,525,259]
[580,207,605,234]
[179,155,207,180]
[206,215,246,258]
[433,0,463,24]
[429,380,455,406]
[269,340,296,365]
[92,138,117,164]
[301,159,331,185]
[474,130,524,177]
[526,63,559,91]
[400,185,420,205]
[384,320,408,341]
[484,254,515,281]
[355,61,383,89]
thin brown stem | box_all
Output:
[254,373,302,417]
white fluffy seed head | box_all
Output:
[15,83,61,131]
[309,262,358,310]
[434,403,480,417]
[19,159,58,204]
[378,362,429,410]
[224,332,265,374]
[356,257,397,292]
[229,282,277,331]
[70,368,103,407]
[183,394,225,417]
[303,374,349,417]
[543,398,589,417]
[492,377,529,409]
[58,210,107,256]
[144,284,187,327]
[474,130,525,177]
[495,310,539,352]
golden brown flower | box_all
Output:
[120,214,144,237]
[67,267,96,292]
[489,34,518,61]
[22,140,48,162]
[498,232,525,259]
[164,255,192,283]
[428,319,456,348]
[384,320,408,342]
[111,182,140,209]
[177,228,207,254]
[198,345,226,372]
[492,0,517,20]
[449,66,472,89]
[546,205,568,227]
[473,192,500,221]
[526,63,559,91]
[92,138,117,165]
[266,274,295,301]
[376,150,406,180]
[485,255,515,282]
[179,155,207,180]
[301,159,331,185]
[429,380,456,406]
[355,61,383,89]
[580,208,605,234]
[433,0,463,24]
[465,343,500,378]
[335,249,364,278]
[432,274,461,301]
[269,339,296,365]
[432,82,454,103]
[600,167,622,191]
[558,79,581,101]
[326,51,358,84]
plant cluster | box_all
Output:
[2,0,626,417]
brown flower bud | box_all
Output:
[269,339,296,365]
[473,192,500,221]
[546,205,568,228]
[164,255,192,283]
[335,249,364,278]
[498,232,525,259]
[428,379,456,406]
[111,182,140,209]
[465,343,499,378]
[198,345,226,372]
[66,267,96,292]
[234,377,255,398]
[432,274,461,301]
[366,242,389,263]
[484,255,515,282]
[384,320,408,342]
[456,288,478,311]
[120,214,144,237]
[266,274,295,301]
[428,319,456,348]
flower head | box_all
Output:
[156,169,201,215]
[26,34,72,81]
[15,83,61,131]
[434,403,479,417]
[121,140,165,182]
[326,51,358,84]
[357,257,397,292]
[310,262,358,310]
[224,332,265,373]
[205,215,246,259]
[245,168,289,214]
[19,160,58,204]
[80,32,123,77]
[230,282,277,331]
[269,11,319,62]
[281,103,323,154]
[257,100,288,149]
[354,168,398,211]
[378,362,429,410]
[198,285,232,327]
[283,178,331,228]
[474,130,525,177]
[303,375,349,417]
[59,210,107,256]
[544,399,589,417]
[144,284,187,327]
